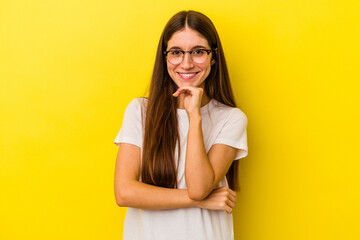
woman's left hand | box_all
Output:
[173,86,203,116]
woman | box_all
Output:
[114,10,248,240]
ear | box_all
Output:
[211,48,218,65]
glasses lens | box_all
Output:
[191,50,208,64]
[167,51,182,64]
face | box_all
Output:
[166,28,214,89]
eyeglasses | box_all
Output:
[163,49,213,64]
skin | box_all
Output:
[114,27,238,214]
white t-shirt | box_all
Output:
[114,98,248,240]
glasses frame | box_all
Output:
[163,49,213,64]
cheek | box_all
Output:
[166,64,179,82]
[167,63,176,74]
[200,63,212,75]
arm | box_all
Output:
[114,143,236,213]
[173,87,238,201]
[186,115,237,200]
[114,143,196,209]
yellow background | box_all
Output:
[1,0,359,239]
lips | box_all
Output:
[178,72,198,80]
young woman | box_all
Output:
[114,10,248,240]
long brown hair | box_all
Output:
[141,10,240,190]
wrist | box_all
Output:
[188,112,202,122]
[185,189,202,208]
[192,199,202,208]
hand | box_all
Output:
[173,86,203,116]
[197,186,237,214]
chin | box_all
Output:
[177,80,204,88]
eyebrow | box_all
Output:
[167,45,208,50]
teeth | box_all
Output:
[180,73,196,77]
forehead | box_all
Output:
[167,28,210,49]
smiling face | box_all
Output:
[166,27,214,89]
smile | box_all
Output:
[178,72,198,80]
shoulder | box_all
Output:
[124,97,148,114]
[123,98,148,124]
[127,97,148,109]
[210,99,247,124]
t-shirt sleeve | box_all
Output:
[213,108,248,160]
[114,98,144,148]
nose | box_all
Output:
[180,52,194,69]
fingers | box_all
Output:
[214,187,237,201]
[172,86,203,97]
[227,198,235,209]
[228,189,236,203]
[211,186,237,214]
[225,190,236,214]
[172,88,182,97]
[225,205,233,214]
[198,186,237,214]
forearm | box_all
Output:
[185,114,215,200]
[116,180,199,210]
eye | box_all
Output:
[170,50,182,56]
[192,49,205,55]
